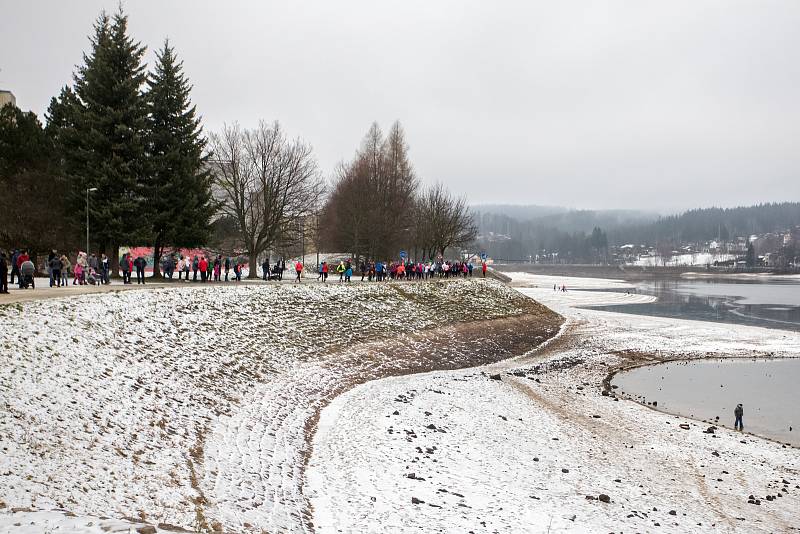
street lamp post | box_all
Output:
[86,187,98,254]
[300,219,305,267]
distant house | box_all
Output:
[0,89,16,109]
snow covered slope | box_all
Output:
[0,279,559,533]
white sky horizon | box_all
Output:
[2,1,799,212]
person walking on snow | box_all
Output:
[295,260,303,283]
[734,404,744,431]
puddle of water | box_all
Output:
[613,358,800,446]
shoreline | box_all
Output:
[604,355,800,450]
[306,272,800,532]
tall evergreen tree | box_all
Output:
[48,8,148,275]
[145,39,214,277]
[1,105,75,254]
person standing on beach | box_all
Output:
[734,404,744,431]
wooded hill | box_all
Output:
[475,202,800,261]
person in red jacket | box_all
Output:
[199,256,209,282]
[16,250,29,270]
[481,261,487,277]
[294,260,303,283]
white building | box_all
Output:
[0,89,16,109]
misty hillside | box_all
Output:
[471,204,571,221]
[616,203,800,245]
[475,202,800,261]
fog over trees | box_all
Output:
[475,202,800,262]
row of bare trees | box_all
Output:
[207,120,476,276]
[321,121,477,261]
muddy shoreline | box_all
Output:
[604,354,800,450]
[301,304,565,530]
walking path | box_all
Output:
[0,273,495,306]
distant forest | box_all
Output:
[474,202,800,262]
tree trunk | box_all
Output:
[151,236,163,279]
[109,244,120,279]
[247,244,260,279]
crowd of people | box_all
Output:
[126,253,247,284]
[0,247,489,292]
[307,258,487,283]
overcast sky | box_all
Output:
[2,1,799,212]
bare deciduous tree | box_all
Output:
[209,121,324,277]
[415,182,478,259]
[322,121,418,260]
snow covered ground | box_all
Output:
[0,279,558,533]
[308,272,800,533]
[632,252,737,267]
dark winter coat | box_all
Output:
[134,257,147,270]
[49,257,62,272]
[734,405,743,418]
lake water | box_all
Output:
[586,278,800,331]
[613,358,800,446]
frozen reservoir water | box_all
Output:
[586,278,800,331]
